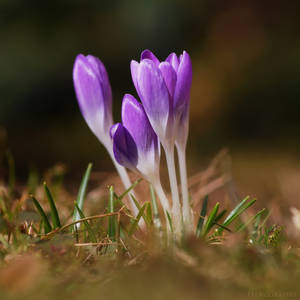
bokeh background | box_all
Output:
[1,0,300,204]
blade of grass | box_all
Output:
[30,195,52,234]
[145,202,153,226]
[196,195,208,238]
[44,182,61,228]
[214,209,227,224]
[149,184,162,230]
[218,197,256,235]
[166,210,173,233]
[119,179,142,201]
[223,196,252,225]
[75,203,97,243]
[108,186,117,241]
[236,208,266,232]
[73,163,92,229]
[130,194,141,211]
[128,203,147,236]
[201,202,219,237]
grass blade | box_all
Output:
[196,195,208,238]
[202,202,219,237]
[74,203,97,243]
[73,163,92,229]
[223,196,250,225]
[119,179,142,201]
[44,182,61,228]
[236,208,266,232]
[214,209,227,224]
[149,184,162,230]
[108,186,117,240]
[218,197,256,234]
[128,203,147,236]
[166,210,173,233]
[145,202,153,226]
[30,195,52,234]
[130,194,141,211]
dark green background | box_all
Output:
[1,0,300,177]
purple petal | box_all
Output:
[121,94,159,155]
[136,59,171,136]
[173,51,192,115]
[159,62,177,98]
[166,52,179,72]
[130,60,141,98]
[86,55,112,106]
[141,50,160,66]
[112,123,138,170]
[73,54,109,137]
[109,123,119,139]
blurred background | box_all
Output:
[1,0,300,206]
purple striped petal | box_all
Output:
[112,123,138,170]
[159,62,177,98]
[166,52,179,72]
[86,55,112,106]
[140,50,160,66]
[173,51,192,115]
[130,60,141,99]
[73,54,113,142]
[122,94,159,156]
[136,59,172,138]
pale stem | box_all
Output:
[176,144,193,231]
[152,180,171,233]
[110,155,139,217]
[163,143,182,234]
[103,141,139,217]
[152,180,170,213]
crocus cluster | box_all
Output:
[73,50,193,237]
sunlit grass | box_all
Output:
[0,152,299,299]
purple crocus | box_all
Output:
[73,54,113,148]
[73,54,139,217]
[131,50,192,147]
[111,94,170,213]
[130,50,193,232]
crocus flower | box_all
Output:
[73,54,113,148]
[130,50,193,232]
[73,54,138,217]
[111,94,170,213]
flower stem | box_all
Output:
[163,143,182,235]
[111,157,139,216]
[152,180,170,213]
[152,180,172,233]
[177,144,193,232]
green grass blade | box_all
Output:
[202,202,219,237]
[74,203,97,243]
[43,182,61,228]
[214,209,227,224]
[236,208,266,232]
[128,203,147,236]
[166,210,173,233]
[149,184,161,230]
[108,186,117,241]
[119,179,142,200]
[145,202,153,226]
[30,195,52,234]
[130,194,141,211]
[223,196,250,225]
[196,195,208,238]
[218,197,256,234]
[73,163,92,229]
